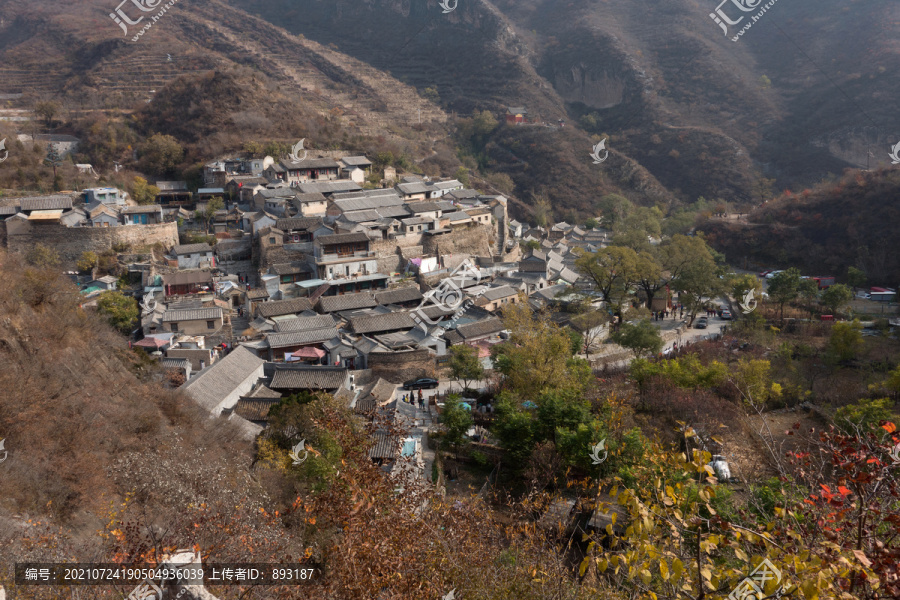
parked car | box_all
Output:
[759,270,772,277]
[721,309,732,320]
[403,377,439,390]
[765,270,784,279]
[694,317,708,329]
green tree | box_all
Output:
[423,86,440,103]
[195,196,224,234]
[596,193,633,229]
[44,143,63,179]
[531,193,552,227]
[448,344,485,392]
[846,266,867,293]
[827,320,863,363]
[138,133,184,176]
[34,100,60,127]
[97,290,139,335]
[25,243,60,268]
[766,268,802,321]
[491,303,589,397]
[609,319,663,358]
[76,251,99,274]
[798,278,820,318]
[584,217,598,230]
[731,273,763,307]
[820,283,853,315]
[671,242,723,321]
[575,246,642,320]
[834,398,893,432]
[128,177,160,205]
[454,166,470,187]
[441,395,473,458]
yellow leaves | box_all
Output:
[700,566,712,581]
[671,557,684,582]
[735,548,749,563]
[597,557,609,573]
[606,524,614,536]
[659,558,669,581]
[640,568,652,585]
[800,578,820,600]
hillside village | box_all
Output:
[0,149,630,479]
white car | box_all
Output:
[765,270,784,279]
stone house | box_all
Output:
[173,243,216,269]
[290,192,329,217]
[122,205,164,225]
[474,285,520,312]
[339,156,373,183]
[264,158,341,185]
[161,306,225,335]
[313,232,377,280]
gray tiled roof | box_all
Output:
[316,232,370,245]
[297,181,361,195]
[256,297,314,317]
[270,262,312,276]
[448,317,504,341]
[317,293,377,313]
[266,327,339,349]
[173,243,213,255]
[269,366,348,390]
[162,307,223,322]
[274,314,336,332]
[122,204,162,214]
[479,285,518,301]
[374,286,423,305]
[349,312,416,334]
[160,358,191,370]
[19,195,74,211]
[280,158,340,170]
[233,398,280,421]
[276,216,322,231]
[396,182,431,195]
[341,156,372,167]
[181,346,265,412]
[406,201,443,214]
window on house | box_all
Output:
[171,323,178,332]
[207,321,215,329]
[269,237,276,244]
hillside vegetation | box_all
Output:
[703,167,900,285]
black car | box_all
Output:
[694,318,708,329]
[403,377,439,390]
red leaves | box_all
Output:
[882,422,897,434]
